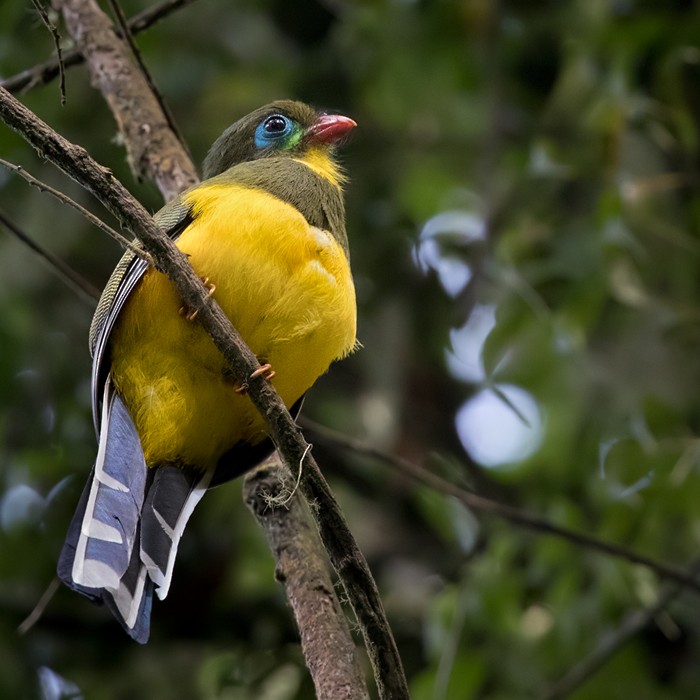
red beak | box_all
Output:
[306,114,357,144]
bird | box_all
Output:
[57,100,358,643]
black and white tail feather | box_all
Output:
[57,377,211,643]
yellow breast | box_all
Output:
[109,182,356,469]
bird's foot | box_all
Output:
[179,277,217,321]
[235,363,276,394]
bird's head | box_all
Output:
[202,100,356,179]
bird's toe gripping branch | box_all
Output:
[178,277,217,321]
[235,363,276,395]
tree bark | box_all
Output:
[56,0,197,200]
[244,456,370,700]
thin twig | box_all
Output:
[0,158,150,261]
[1,0,198,94]
[0,208,99,304]
[303,419,700,595]
[29,0,66,103]
[265,442,312,508]
[542,556,700,699]
[0,86,409,699]
[17,577,61,635]
[105,0,192,161]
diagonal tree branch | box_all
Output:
[0,208,99,304]
[17,577,62,636]
[0,84,408,700]
[0,157,148,260]
[29,0,66,103]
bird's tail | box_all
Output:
[57,378,209,643]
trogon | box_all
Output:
[58,100,357,643]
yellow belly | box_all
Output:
[109,183,356,469]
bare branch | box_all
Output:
[244,456,370,700]
[17,577,61,636]
[105,0,192,161]
[1,0,198,94]
[304,419,700,595]
[0,158,149,261]
[0,207,99,304]
[55,0,197,201]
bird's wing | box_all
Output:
[89,198,194,432]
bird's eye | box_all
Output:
[263,115,288,134]
[254,114,295,149]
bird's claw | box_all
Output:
[234,363,276,394]
[179,277,217,321]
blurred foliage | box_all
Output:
[2,0,700,698]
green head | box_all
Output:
[202,100,356,179]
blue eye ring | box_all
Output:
[255,114,293,148]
